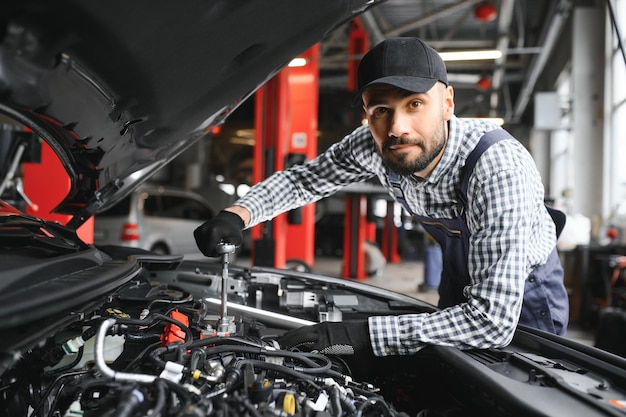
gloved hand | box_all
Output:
[194,210,245,257]
[278,321,372,355]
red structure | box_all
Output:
[342,195,368,279]
[342,19,400,279]
[347,18,369,92]
[474,2,498,22]
[22,141,94,243]
[381,200,401,263]
[252,45,320,268]
[251,19,401,277]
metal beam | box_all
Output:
[511,0,572,122]
[384,0,484,38]
[489,0,514,118]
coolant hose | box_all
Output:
[95,318,157,384]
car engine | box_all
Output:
[2,244,626,417]
[0,256,421,417]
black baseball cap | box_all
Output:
[356,37,448,103]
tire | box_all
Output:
[150,243,169,255]
[285,259,313,273]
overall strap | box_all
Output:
[459,128,511,207]
[459,128,566,237]
[387,170,414,215]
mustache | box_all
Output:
[382,137,423,151]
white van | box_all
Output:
[94,185,216,256]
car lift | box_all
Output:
[251,45,320,269]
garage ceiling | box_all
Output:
[319,0,574,125]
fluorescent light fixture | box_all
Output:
[288,57,307,67]
[446,73,482,84]
[461,117,505,126]
[439,50,502,61]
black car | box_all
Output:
[1,2,626,417]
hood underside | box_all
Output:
[0,0,380,227]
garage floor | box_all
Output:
[232,255,597,347]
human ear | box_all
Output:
[443,85,455,120]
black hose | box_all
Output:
[232,358,315,382]
[148,345,178,368]
[355,396,393,417]
[154,377,194,402]
[337,387,357,415]
[42,346,85,377]
[199,344,333,375]
[149,379,168,417]
[122,341,162,372]
[112,314,193,349]
[234,391,264,417]
[81,324,98,341]
[30,370,90,417]
[188,348,206,373]
[187,335,267,349]
[116,387,145,417]
[330,386,343,417]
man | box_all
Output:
[194,37,569,356]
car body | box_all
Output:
[93,185,217,256]
[1,2,626,417]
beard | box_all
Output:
[378,119,447,177]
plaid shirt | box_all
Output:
[235,115,557,355]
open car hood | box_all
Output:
[0,0,380,227]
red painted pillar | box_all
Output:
[342,19,372,279]
[382,200,401,263]
[253,71,289,268]
[252,45,319,268]
[342,194,368,280]
[285,45,319,267]
[347,18,369,92]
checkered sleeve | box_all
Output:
[369,140,554,356]
[234,125,378,227]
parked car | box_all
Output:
[1,2,626,417]
[93,185,216,256]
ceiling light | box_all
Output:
[446,73,481,84]
[461,117,505,126]
[288,57,307,67]
[439,50,502,61]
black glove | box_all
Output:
[194,210,245,257]
[278,321,371,355]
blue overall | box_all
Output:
[389,129,569,335]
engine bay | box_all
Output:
[1,248,626,417]
[0,249,432,417]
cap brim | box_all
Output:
[352,76,438,107]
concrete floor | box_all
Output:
[233,255,596,346]
[311,256,440,304]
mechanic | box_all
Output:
[194,37,569,356]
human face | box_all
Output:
[362,82,454,177]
